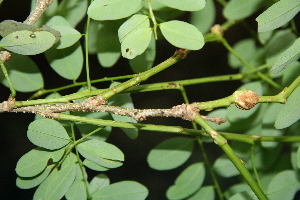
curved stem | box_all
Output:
[0,60,16,97]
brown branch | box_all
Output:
[23,0,54,25]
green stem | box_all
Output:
[147,0,158,39]
[220,38,281,89]
[0,60,16,97]
[194,115,268,200]
[84,11,92,89]
[197,137,224,200]
[251,144,263,189]
[74,127,104,146]
[75,148,91,199]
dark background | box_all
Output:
[0,1,254,199]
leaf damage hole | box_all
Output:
[125,48,129,52]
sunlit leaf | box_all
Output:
[157,0,205,11]
[89,174,110,195]
[77,139,124,168]
[88,0,142,20]
[27,119,70,150]
[0,53,44,92]
[91,181,148,200]
[275,85,300,129]
[16,147,64,177]
[223,0,265,20]
[65,179,87,200]
[256,0,300,32]
[190,0,216,34]
[160,20,204,50]
[83,159,110,171]
[166,162,205,200]
[121,28,152,59]
[147,137,194,170]
[270,37,300,74]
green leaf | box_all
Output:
[57,0,88,27]
[0,53,44,92]
[76,139,124,168]
[267,170,300,200]
[270,37,300,74]
[0,20,36,37]
[224,183,251,199]
[87,0,142,20]
[223,0,265,20]
[266,30,297,64]
[297,145,300,169]
[108,82,138,139]
[83,159,110,171]
[46,15,72,27]
[27,119,70,150]
[89,174,110,195]
[45,42,83,80]
[166,162,205,200]
[121,28,152,59]
[160,20,204,50]
[275,85,300,129]
[256,0,300,32]
[16,164,53,189]
[229,191,257,200]
[33,154,77,200]
[65,179,87,200]
[16,147,64,177]
[228,38,256,69]
[49,25,81,49]
[147,137,194,170]
[187,186,215,200]
[118,14,150,43]
[91,181,148,200]
[213,155,239,178]
[129,34,156,73]
[157,0,205,11]
[0,30,56,55]
[190,0,216,34]
[282,61,300,86]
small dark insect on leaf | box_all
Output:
[30,33,36,38]
[125,48,129,52]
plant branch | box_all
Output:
[23,0,54,25]
[0,59,16,97]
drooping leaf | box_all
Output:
[45,42,83,80]
[190,0,216,34]
[275,85,300,129]
[187,186,215,200]
[57,0,88,27]
[267,170,300,200]
[129,34,156,73]
[0,30,56,55]
[16,147,64,177]
[89,174,110,195]
[121,27,152,59]
[108,82,138,139]
[87,0,143,20]
[213,155,239,178]
[27,119,70,150]
[16,164,54,189]
[256,0,300,32]
[223,0,265,20]
[83,159,110,171]
[166,162,205,200]
[157,0,205,11]
[160,20,204,50]
[91,181,148,200]
[147,137,194,170]
[76,139,124,169]
[65,179,87,200]
[33,154,77,200]
[0,53,44,92]
[118,14,150,43]
[270,37,300,74]
[48,25,82,49]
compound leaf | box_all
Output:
[0,53,44,92]
[166,162,205,200]
[0,30,56,55]
[270,37,300,74]
[77,139,124,169]
[160,20,204,50]
[275,85,300,129]
[147,137,194,170]
[91,181,148,200]
[157,0,205,11]
[256,0,300,32]
[16,147,64,177]
[27,119,70,150]
[88,0,142,20]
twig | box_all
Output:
[23,0,54,25]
